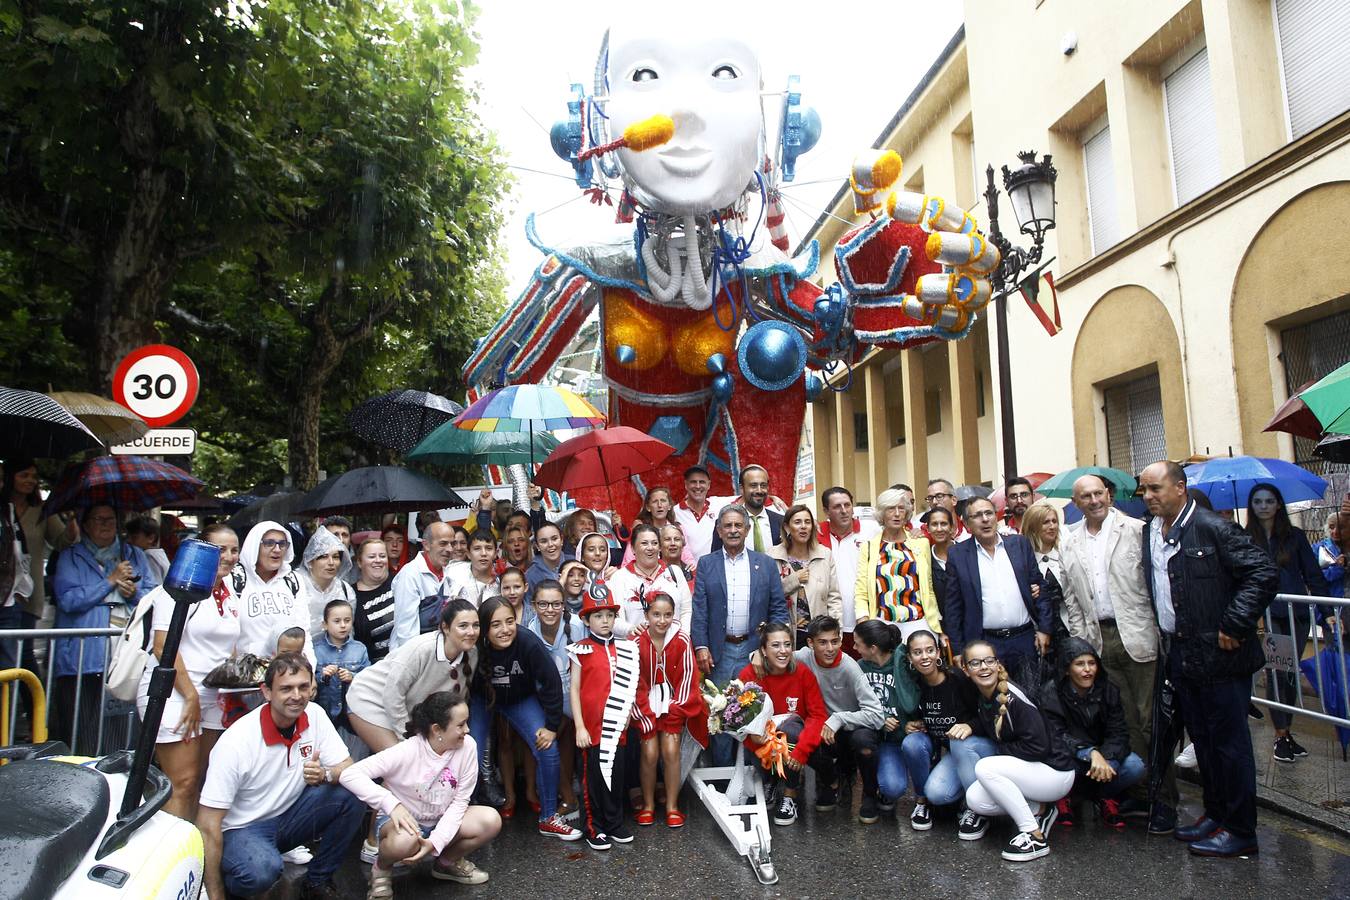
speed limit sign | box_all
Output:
[112,344,200,427]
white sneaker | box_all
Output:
[360,840,379,865]
[282,845,313,865]
[1175,743,1198,769]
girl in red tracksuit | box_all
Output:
[633,592,707,828]
[738,622,830,827]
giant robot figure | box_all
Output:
[464,20,997,513]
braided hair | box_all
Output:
[964,639,1010,739]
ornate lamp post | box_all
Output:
[983,151,1058,479]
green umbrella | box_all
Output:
[1038,465,1138,499]
[406,422,561,467]
[1298,361,1350,435]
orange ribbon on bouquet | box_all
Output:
[753,721,791,778]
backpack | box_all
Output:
[231,563,301,598]
[105,590,158,702]
[418,578,448,633]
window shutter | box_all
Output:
[1164,47,1221,205]
[1105,373,1166,474]
[1083,124,1119,254]
[1275,0,1350,139]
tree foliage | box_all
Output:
[0,0,508,494]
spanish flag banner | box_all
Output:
[1020,270,1061,337]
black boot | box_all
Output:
[474,745,507,808]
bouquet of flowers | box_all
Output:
[702,678,773,741]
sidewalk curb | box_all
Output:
[1178,770,1350,839]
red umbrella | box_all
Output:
[1263,381,1324,441]
[532,427,675,506]
[991,471,1054,515]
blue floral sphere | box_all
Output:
[737,321,807,392]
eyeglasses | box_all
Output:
[1007,491,1033,501]
[260,539,291,550]
[925,493,954,503]
[968,510,997,520]
[966,657,999,670]
[535,601,564,610]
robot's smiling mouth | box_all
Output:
[658,147,712,176]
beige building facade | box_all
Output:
[806,0,1350,505]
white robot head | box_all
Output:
[603,21,764,216]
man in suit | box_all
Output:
[1061,473,1173,830]
[944,497,1052,679]
[693,504,789,765]
[711,465,783,552]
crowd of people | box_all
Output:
[2,453,1332,898]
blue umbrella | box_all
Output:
[1183,456,1328,510]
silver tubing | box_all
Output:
[73,637,86,752]
[1263,593,1350,729]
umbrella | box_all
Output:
[42,455,204,516]
[406,423,561,467]
[1299,648,1350,760]
[1147,657,1184,820]
[952,484,991,502]
[1263,380,1324,441]
[226,491,309,532]
[0,387,103,460]
[990,471,1054,514]
[1038,466,1137,500]
[45,391,150,447]
[1183,455,1328,510]
[347,389,466,455]
[1298,362,1350,435]
[453,384,605,433]
[532,427,675,506]
[1313,433,1350,464]
[299,465,467,516]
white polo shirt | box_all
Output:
[200,702,347,830]
[673,500,719,560]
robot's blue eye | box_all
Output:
[712,64,739,80]
[632,67,658,82]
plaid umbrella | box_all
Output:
[348,390,466,455]
[0,386,103,460]
[43,455,204,516]
[47,391,150,447]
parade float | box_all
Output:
[462,18,998,518]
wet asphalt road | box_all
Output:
[306,782,1350,900]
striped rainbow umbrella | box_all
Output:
[452,384,605,433]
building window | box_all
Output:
[1280,306,1350,473]
[1082,118,1120,254]
[1163,45,1221,205]
[854,412,869,451]
[1274,0,1350,140]
[1104,372,1165,475]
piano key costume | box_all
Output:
[568,591,639,843]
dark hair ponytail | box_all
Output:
[855,618,902,654]
[404,691,467,739]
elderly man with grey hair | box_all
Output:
[693,503,789,765]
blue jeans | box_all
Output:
[876,742,908,802]
[709,639,754,766]
[219,783,363,893]
[1073,751,1146,799]
[497,695,561,819]
[901,732,998,806]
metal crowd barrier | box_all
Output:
[0,627,132,756]
[1253,594,1350,738]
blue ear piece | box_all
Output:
[779,75,821,183]
[550,83,594,188]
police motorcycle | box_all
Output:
[0,540,222,900]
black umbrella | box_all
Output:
[299,465,467,516]
[347,390,466,455]
[954,484,992,501]
[1313,433,1350,464]
[1147,657,1184,819]
[0,387,103,460]
[226,491,309,532]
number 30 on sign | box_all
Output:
[112,344,200,427]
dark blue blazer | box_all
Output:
[691,548,788,664]
[943,534,1050,652]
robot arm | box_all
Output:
[462,252,600,387]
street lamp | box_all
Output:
[983,150,1057,480]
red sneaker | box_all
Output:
[537,813,583,841]
[1097,798,1125,829]
[1055,798,1075,828]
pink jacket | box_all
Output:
[340,734,478,854]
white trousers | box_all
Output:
[965,755,1075,834]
